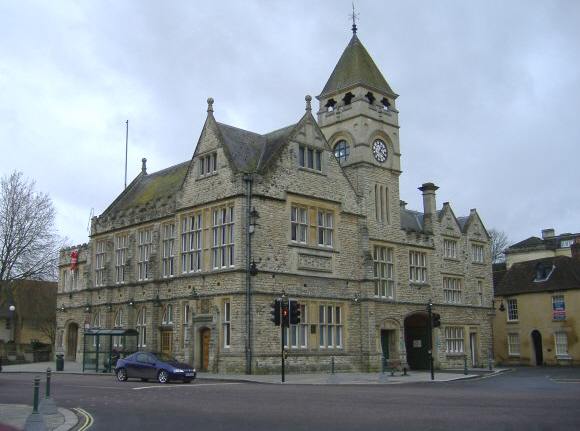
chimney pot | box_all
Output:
[542,229,555,239]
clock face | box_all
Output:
[372,139,388,163]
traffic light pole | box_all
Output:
[427,301,434,381]
[281,318,285,383]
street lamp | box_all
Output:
[8,305,15,343]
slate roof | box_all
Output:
[319,34,395,99]
[494,256,580,296]
[508,233,580,252]
[400,209,424,232]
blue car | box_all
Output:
[115,351,196,384]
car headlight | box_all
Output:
[174,369,184,373]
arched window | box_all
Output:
[114,309,123,328]
[333,140,350,164]
[137,307,147,347]
[93,312,102,328]
[162,305,173,325]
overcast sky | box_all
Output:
[1,0,579,248]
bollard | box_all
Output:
[331,357,335,374]
[24,375,47,431]
[33,375,40,413]
[464,355,468,375]
[39,368,58,415]
[327,357,339,383]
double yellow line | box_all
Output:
[73,407,94,431]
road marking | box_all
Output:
[550,379,580,383]
[133,382,243,390]
[73,407,94,431]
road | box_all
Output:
[1,368,579,431]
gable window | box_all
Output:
[535,262,555,282]
[298,145,322,171]
[319,305,343,348]
[507,299,518,322]
[373,245,395,299]
[291,205,308,243]
[223,301,231,348]
[443,239,457,259]
[115,234,127,284]
[285,303,308,349]
[375,184,390,223]
[472,244,484,263]
[508,333,520,355]
[409,251,427,283]
[317,210,334,248]
[445,327,464,354]
[212,206,234,269]
[555,331,569,356]
[137,229,152,281]
[443,277,462,304]
[137,307,147,347]
[162,224,175,278]
[199,152,217,176]
[162,305,173,325]
[95,239,106,287]
[182,213,202,273]
[333,140,350,164]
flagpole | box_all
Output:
[124,120,129,189]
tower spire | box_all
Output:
[349,3,359,34]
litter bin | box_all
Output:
[56,354,64,371]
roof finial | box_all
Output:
[305,95,312,112]
[349,2,359,34]
[141,157,147,174]
[207,97,214,114]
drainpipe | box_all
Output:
[243,174,253,375]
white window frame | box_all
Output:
[199,152,217,176]
[507,299,518,322]
[113,309,124,348]
[223,301,231,348]
[137,229,152,281]
[317,210,334,248]
[95,239,106,287]
[373,245,395,299]
[319,305,343,348]
[291,205,308,243]
[555,331,568,356]
[552,294,566,321]
[443,277,462,304]
[285,303,308,349]
[409,251,427,283]
[162,304,173,325]
[137,307,147,347]
[181,213,202,273]
[445,327,464,354]
[115,234,127,284]
[443,239,457,259]
[162,224,175,278]
[212,206,234,269]
[472,243,485,263]
[507,333,520,355]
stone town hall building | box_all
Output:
[56,27,494,374]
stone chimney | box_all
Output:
[571,238,580,262]
[418,182,438,233]
[141,157,147,174]
[542,228,555,239]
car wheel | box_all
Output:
[116,368,128,382]
[158,370,169,384]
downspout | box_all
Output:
[243,173,253,374]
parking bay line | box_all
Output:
[133,382,244,390]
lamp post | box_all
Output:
[9,305,15,343]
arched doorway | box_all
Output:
[531,330,543,366]
[200,328,210,371]
[66,323,78,361]
[404,313,430,370]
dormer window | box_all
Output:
[560,239,573,248]
[325,99,337,112]
[535,262,555,282]
[342,92,354,105]
[200,152,217,176]
[381,98,390,110]
[365,92,375,104]
[299,145,322,171]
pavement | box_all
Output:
[0,361,505,430]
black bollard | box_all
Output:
[46,368,51,398]
[33,375,40,413]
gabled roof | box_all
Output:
[495,256,580,296]
[100,161,189,218]
[509,236,544,249]
[319,34,395,99]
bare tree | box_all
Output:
[489,227,510,263]
[0,171,65,285]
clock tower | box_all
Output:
[316,26,402,235]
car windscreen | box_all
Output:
[154,353,178,363]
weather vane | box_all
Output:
[349,3,359,34]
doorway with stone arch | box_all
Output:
[66,322,78,361]
[531,329,544,366]
[199,327,211,371]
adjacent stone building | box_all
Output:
[56,27,494,373]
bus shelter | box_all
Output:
[82,328,139,372]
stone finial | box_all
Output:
[207,97,214,114]
[305,95,312,112]
[142,157,147,174]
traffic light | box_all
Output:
[281,301,289,327]
[289,300,301,325]
[270,300,280,326]
[432,312,441,328]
